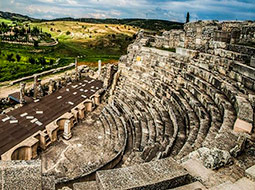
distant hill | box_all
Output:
[0,11,40,22]
[0,11,184,31]
[48,18,184,31]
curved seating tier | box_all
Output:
[93,44,254,169]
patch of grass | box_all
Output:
[0,17,12,24]
[0,21,137,82]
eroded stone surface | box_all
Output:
[246,165,255,181]
[170,181,207,190]
[40,104,117,182]
[73,181,98,190]
[96,157,189,190]
[0,160,41,190]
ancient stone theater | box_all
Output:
[0,20,255,190]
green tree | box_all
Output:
[186,12,190,23]
[38,57,46,65]
[29,57,36,64]
[16,54,21,62]
[7,53,14,62]
[34,40,39,48]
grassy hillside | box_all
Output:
[0,19,138,82]
[0,11,40,22]
[0,11,183,82]
[0,11,184,31]
[0,17,13,24]
[48,18,184,31]
[30,21,137,41]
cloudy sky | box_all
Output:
[0,0,254,22]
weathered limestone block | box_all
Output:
[76,103,86,120]
[176,47,198,58]
[171,181,207,190]
[96,157,189,190]
[234,118,253,134]
[249,94,255,108]
[230,135,246,157]
[186,147,233,170]
[39,130,50,150]
[234,96,253,133]
[231,62,255,80]
[84,99,94,112]
[246,165,255,182]
[235,96,254,123]
[19,82,26,105]
[48,79,55,95]
[109,70,121,96]
[42,175,55,190]
[63,120,72,140]
[73,181,98,190]
[59,187,72,190]
[209,41,227,49]
[0,160,41,190]
[203,148,233,170]
[46,122,59,142]
[71,108,79,124]
[251,57,255,68]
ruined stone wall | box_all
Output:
[184,20,219,50]
[149,20,255,54]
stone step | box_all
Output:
[208,181,234,190]
[169,181,207,190]
[209,177,255,190]
[245,164,255,181]
[181,159,215,183]
[73,181,98,190]
[96,157,190,190]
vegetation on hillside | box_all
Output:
[48,18,184,31]
[0,22,54,44]
[0,18,138,82]
[0,11,184,31]
[0,11,183,82]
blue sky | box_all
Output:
[0,0,254,22]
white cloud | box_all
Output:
[0,0,254,22]
[66,0,78,5]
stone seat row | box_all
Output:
[117,58,239,158]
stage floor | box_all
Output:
[0,77,103,156]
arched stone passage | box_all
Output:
[11,146,31,160]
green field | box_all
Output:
[0,18,13,24]
[0,19,138,82]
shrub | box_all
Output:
[16,54,21,62]
[66,31,71,35]
[38,57,46,65]
[6,53,15,62]
[29,57,36,64]
[34,40,39,48]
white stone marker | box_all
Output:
[63,120,72,140]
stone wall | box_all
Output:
[147,20,255,63]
